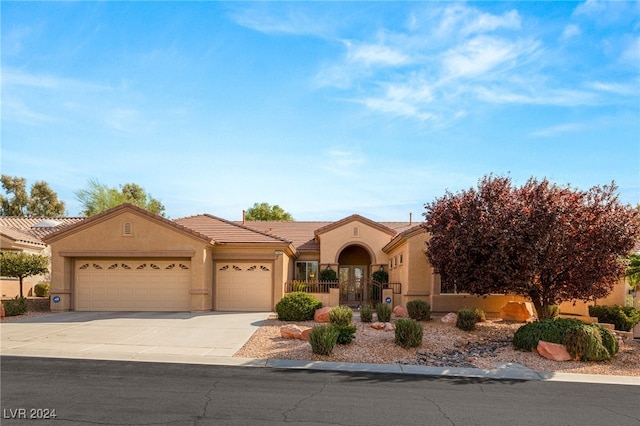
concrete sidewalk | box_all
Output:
[2,312,638,386]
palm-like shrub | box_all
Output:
[406,300,431,321]
[375,303,392,323]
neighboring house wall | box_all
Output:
[0,238,49,299]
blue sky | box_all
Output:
[2,1,639,221]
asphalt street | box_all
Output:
[1,356,639,426]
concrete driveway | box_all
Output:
[0,311,272,365]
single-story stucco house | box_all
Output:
[35,203,630,317]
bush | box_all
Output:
[588,305,640,331]
[564,324,618,361]
[406,300,431,321]
[456,308,483,331]
[3,296,28,316]
[329,306,356,344]
[360,304,373,323]
[290,282,308,292]
[275,292,322,321]
[375,303,392,323]
[309,325,339,355]
[372,269,388,283]
[319,267,338,282]
[34,282,50,298]
[513,318,584,351]
[512,318,619,361]
[329,305,353,326]
[395,318,423,348]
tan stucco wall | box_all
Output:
[48,210,212,312]
[387,231,432,305]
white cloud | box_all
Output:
[528,122,586,138]
[442,36,524,78]
[229,5,335,38]
[345,40,409,66]
[2,68,110,91]
[561,24,581,40]
[588,80,639,96]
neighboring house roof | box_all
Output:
[41,203,214,245]
[0,216,84,247]
[314,214,398,237]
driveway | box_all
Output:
[0,311,272,365]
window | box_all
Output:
[353,226,359,237]
[295,261,318,281]
[399,253,403,265]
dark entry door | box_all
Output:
[339,265,366,305]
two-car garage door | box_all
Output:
[75,259,191,311]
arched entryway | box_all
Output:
[338,245,371,306]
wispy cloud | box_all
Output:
[528,122,587,138]
[2,68,110,91]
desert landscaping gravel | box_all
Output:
[234,316,640,377]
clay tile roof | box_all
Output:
[175,214,291,244]
[0,216,85,244]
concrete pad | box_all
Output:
[1,311,272,360]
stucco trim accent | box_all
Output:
[315,214,397,237]
[189,289,209,295]
[382,225,425,253]
[58,250,196,258]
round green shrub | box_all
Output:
[319,267,338,282]
[456,308,480,331]
[512,318,619,361]
[588,305,640,331]
[406,300,431,321]
[512,318,584,351]
[375,303,392,323]
[309,325,339,355]
[275,292,322,321]
[395,318,423,348]
[3,296,28,316]
[333,324,357,344]
[329,305,353,326]
[34,282,50,298]
[360,304,373,323]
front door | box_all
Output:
[339,265,366,305]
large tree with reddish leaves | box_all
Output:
[423,175,640,319]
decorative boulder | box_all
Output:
[314,306,332,323]
[500,301,536,322]
[299,327,313,341]
[280,324,303,339]
[441,312,457,324]
[393,305,408,318]
[371,322,386,330]
[536,341,572,362]
[384,322,395,332]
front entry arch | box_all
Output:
[338,245,371,306]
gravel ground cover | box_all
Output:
[234,316,640,376]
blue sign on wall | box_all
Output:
[52,296,61,303]
[385,297,392,304]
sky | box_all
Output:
[2,1,639,221]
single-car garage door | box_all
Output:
[75,259,191,311]
[216,262,272,311]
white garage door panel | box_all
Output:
[216,263,272,311]
[75,260,191,311]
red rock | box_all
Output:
[299,327,312,341]
[314,306,331,322]
[441,313,457,324]
[500,301,535,322]
[537,340,572,362]
[371,322,385,330]
[280,324,303,339]
[393,305,408,318]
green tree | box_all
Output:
[75,179,165,216]
[626,253,640,291]
[245,202,293,221]
[424,176,640,319]
[0,175,65,217]
[0,252,49,298]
